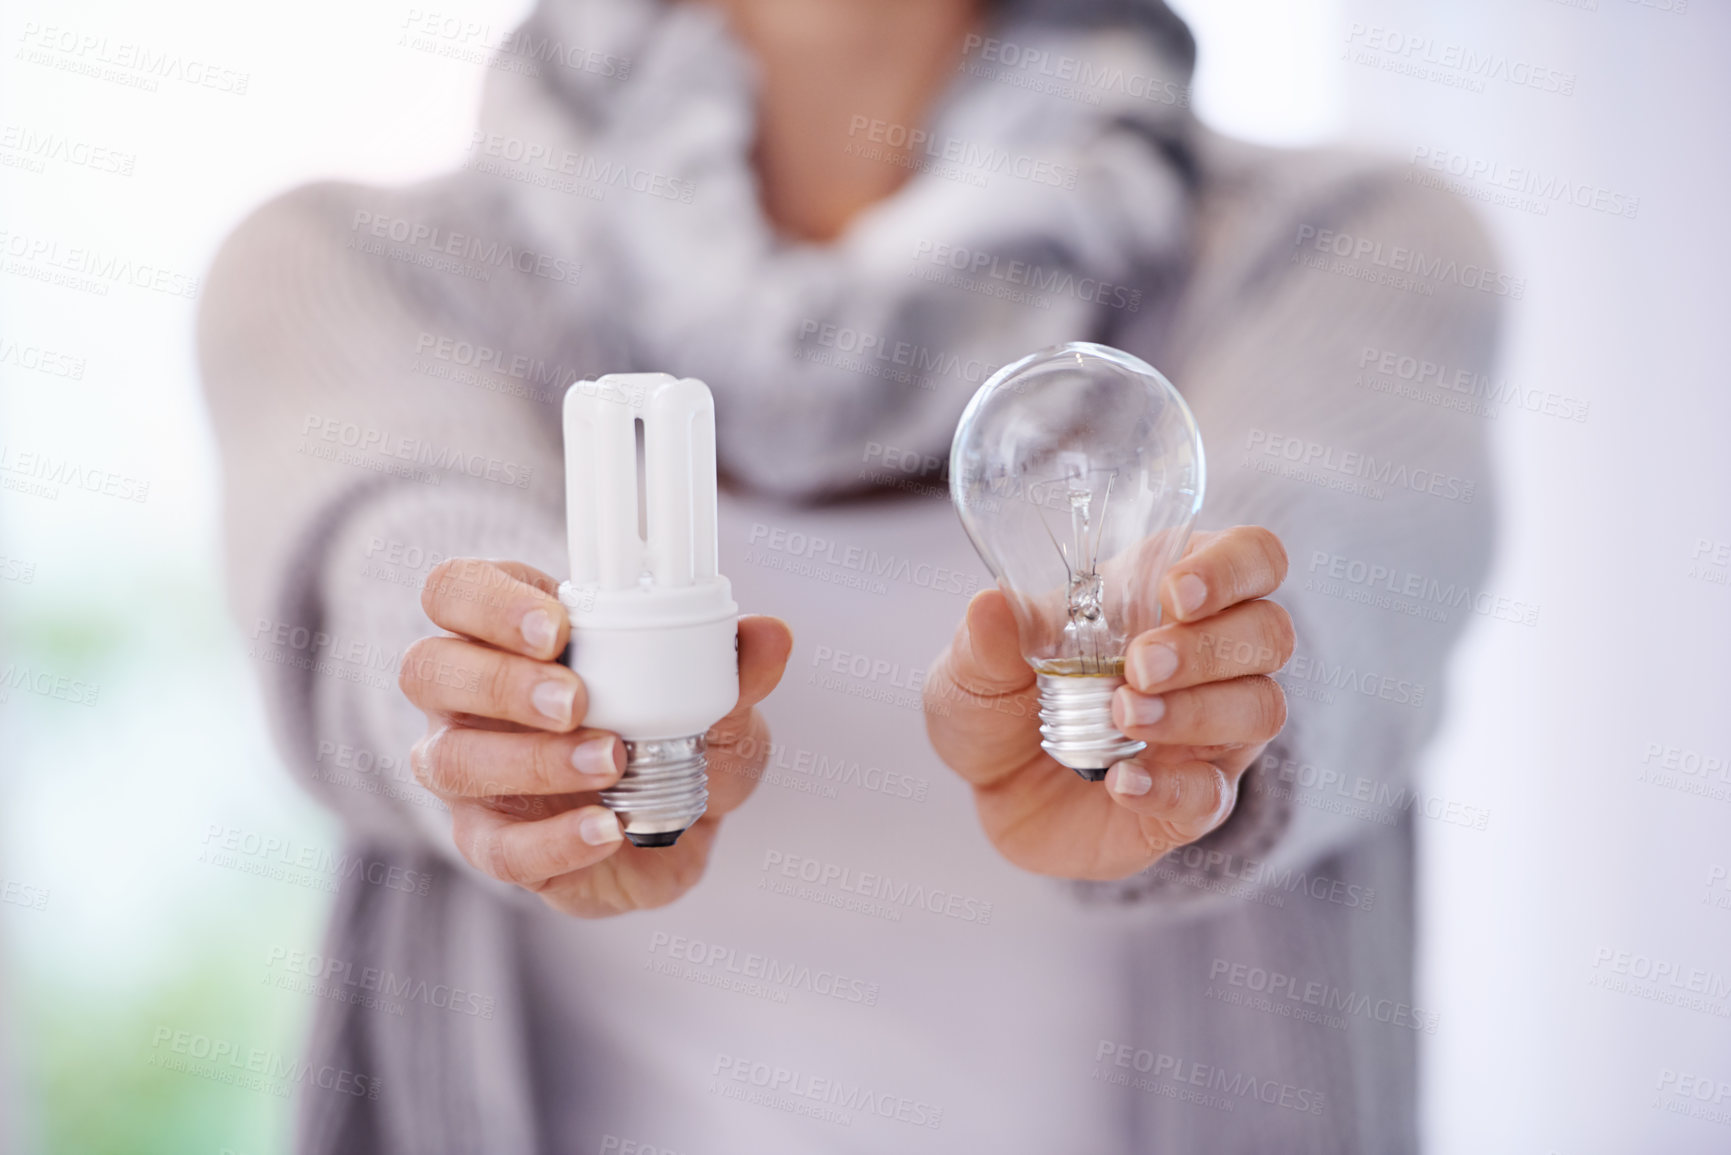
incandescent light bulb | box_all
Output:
[949,342,1206,780]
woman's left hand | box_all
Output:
[923,526,1294,881]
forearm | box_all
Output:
[1078,158,1502,912]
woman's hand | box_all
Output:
[923,527,1293,881]
[399,558,791,916]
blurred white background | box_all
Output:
[2,0,1727,1151]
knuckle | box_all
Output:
[398,637,436,697]
[410,729,443,791]
[422,558,461,616]
[1252,678,1288,739]
[427,728,473,796]
[523,736,559,794]
[480,829,526,886]
[1261,603,1297,668]
[482,651,517,715]
[1252,527,1290,586]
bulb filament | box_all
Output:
[1035,467,1119,675]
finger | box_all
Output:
[399,635,587,730]
[734,615,794,713]
[412,725,624,798]
[705,708,773,817]
[924,589,1042,787]
[1124,599,1295,694]
[1103,757,1236,842]
[450,800,624,887]
[1112,675,1287,747]
[1162,526,1289,623]
[422,557,570,661]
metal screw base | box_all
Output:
[1037,672,1146,781]
[601,735,710,847]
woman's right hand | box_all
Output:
[399,557,791,917]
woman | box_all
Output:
[200,0,1498,1150]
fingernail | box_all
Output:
[531,680,576,724]
[1174,573,1208,617]
[578,808,622,846]
[1206,768,1235,829]
[1111,763,1152,797]
[1130,642,1178,689]
[520,608,558,654]
[571,736,621,781]
[1118,691,1166,727]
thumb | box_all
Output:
[946,588,1034,698]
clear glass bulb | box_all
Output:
[949,342,1206,780]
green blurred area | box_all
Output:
[27,908,322,1155]
[2,573,337,1155]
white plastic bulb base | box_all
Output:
[1036,672,1146,781]
[560,580,738,846]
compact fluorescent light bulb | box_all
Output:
[949,342,1205,780]
[558,373,739,847]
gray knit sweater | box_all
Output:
[199,2,1498,1150]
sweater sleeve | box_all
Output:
[1075,150,1503,912]
[197,179,601,873]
